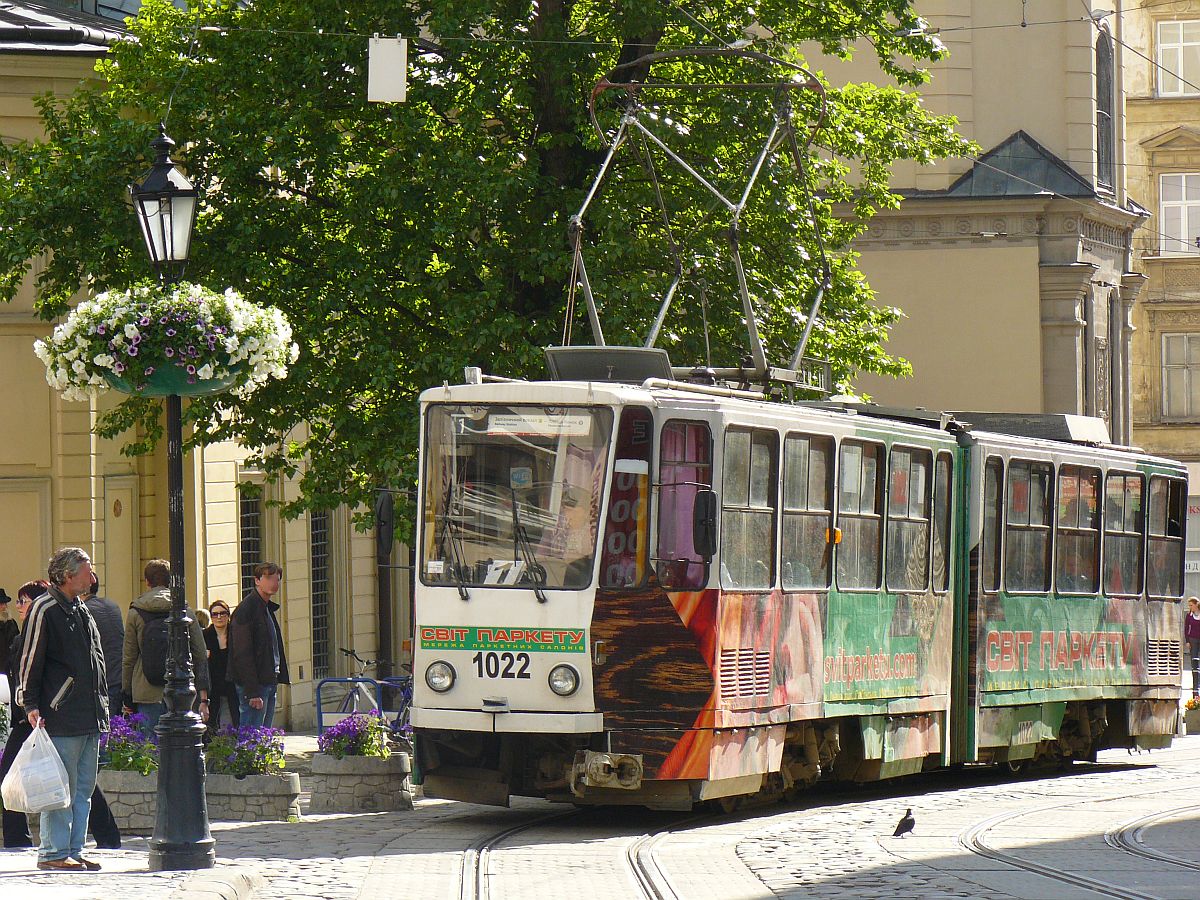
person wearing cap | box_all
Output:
[0,589,19,677]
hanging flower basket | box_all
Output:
[33,282,299,401]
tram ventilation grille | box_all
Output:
[1145,639,1181,677]
[719,649,772,698]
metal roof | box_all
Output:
[0,1,126,54]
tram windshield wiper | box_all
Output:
[440,475,471,602]
[510,487,549,603]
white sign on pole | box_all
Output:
[368,36,407,103]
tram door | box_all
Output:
[599,407,652,589]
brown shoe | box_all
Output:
[37,858,86,871]
[74,856,101,871]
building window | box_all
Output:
[1158,20,1200,96]
[238,492,263,597]
[311,509,331,679]
[1160,174,1200,255]
[1096,30,1114,191]
[1162,333,1200,418]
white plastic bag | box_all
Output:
[0,673,11,707]
[1,726,70,813]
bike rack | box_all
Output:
[315,676,412,734]
[316,677,385,734]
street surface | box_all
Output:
[5,734,1200,898]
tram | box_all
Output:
[409,351,1187,809]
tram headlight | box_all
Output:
[548,664,580,697]
[425,660,456,693]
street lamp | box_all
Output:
[129,124,215,871]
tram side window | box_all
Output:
[837,441,884,590]
[1055,466,1100,594]
[655,420,712,590]
[932,453,953,593]
[1103,473,1144,596]
[721,428,778,589]
[600,407,653,589]
[782,434,833,590]
[886,447,932,593]
[1006,460,1053,593]
[981,458,1002,593]
[1147,476,1185,598]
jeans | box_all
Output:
[137,701,166,735]
[40,732,99,863]
[237,684,277,728]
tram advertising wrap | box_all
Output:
[409,378,1186,810]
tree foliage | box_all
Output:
[0,0,970,524]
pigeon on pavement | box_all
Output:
[893,808,915,837]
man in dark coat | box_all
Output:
[83,575,123,720]
[82,573,123,849]
[17,548,110,871]
[228,561,288,728]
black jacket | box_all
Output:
[83,595,124,703]
[227,589,289,700]
[17,586,109,737]
[0,619,18,674]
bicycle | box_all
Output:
[316,648,413,751]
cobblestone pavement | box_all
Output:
[5,734,1200,898]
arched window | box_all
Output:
[1096,29,1115,191]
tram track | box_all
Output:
[959,803,1162,900]
[457,805,711,900]
[956,780,1200,900]
[1104,803,1200,872]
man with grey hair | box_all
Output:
[17,547,109,872]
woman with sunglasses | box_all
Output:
[203,600,239,735]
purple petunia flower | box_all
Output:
[166,328,176,337]
[186,365,196,374]
[165,347,174,357]
[97,324,106,335]
[139,316,150,326]
[127,346,138,356]
[186,345,197,356]
[113,362,125,374]
[187,375,197,383]
[144,367,155,376]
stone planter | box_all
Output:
[97,768,158,834]
[205,772,301,822]
[1186,707,1200,735]
[97,768,301,829]
[307,752,413,813]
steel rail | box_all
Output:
[460,809,581,900]
[959,802,1161,900]
[1105,803,1200,871]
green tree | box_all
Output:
[0,0,969,522]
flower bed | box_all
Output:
[310,713,412,813]
[34,282,297,400]
[97,717,300,827]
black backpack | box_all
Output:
[136,608,170,686]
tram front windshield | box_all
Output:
[422,405,614,590]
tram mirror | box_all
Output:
[693,490,718,559]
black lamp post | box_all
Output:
[129,124,215,871]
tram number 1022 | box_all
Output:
[472,651,532,679]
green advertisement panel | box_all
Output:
[822,591,931,701]
[979,595,1138,691]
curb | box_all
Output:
[170,865,265,900]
